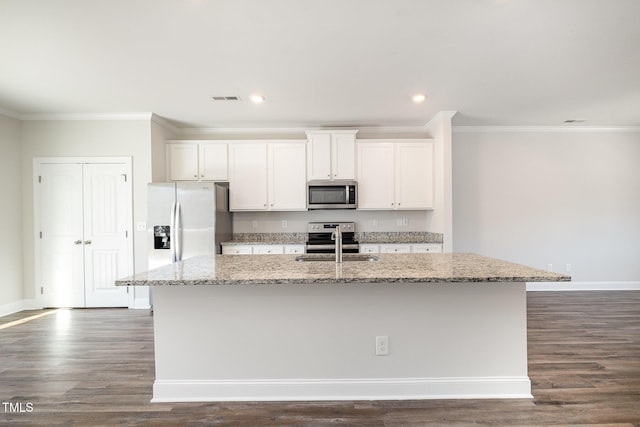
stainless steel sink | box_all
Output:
[295,254,379,262]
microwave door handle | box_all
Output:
[345,186,349,204]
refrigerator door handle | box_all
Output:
[170,202,177,262]
[175,202,182,261]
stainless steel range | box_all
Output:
[306,222,359,254]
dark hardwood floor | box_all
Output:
[1,291,639,426]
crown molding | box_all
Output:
[20,112,154,121]
[453,125,640,133]
[0,107,21,120]
[173,125,430,136]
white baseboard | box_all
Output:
[151,376,532,403]
[527,281,640,291]
[0,300,26,317]
[131,298,151,309]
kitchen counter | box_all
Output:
[122,253,569,403]
[220,231,444,246]
[116,253,569,287]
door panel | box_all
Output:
[83,163,131,307]
[40,164,85,307]
[177,182,215,260]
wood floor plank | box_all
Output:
[0,291,639,426]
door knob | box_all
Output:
[74,240,82,245]
[84,240,92,245]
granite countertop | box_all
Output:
[116,253,570,286]
[221,232,443,246]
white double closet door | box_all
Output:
[38,160,132,308]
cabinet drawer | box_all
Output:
[222,246,253,255]
[379,244,411,254]
[411,244,442,253]
[284,245,305,254]
[359,244,380,254]
[253,245,285,255]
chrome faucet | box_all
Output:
[331,225,343,263]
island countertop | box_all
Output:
[116,253,570,286]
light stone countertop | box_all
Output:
[115,253,570,286]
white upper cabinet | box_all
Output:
[357,140,434,210]
[167,141,228,181]
[229,142,306,211]
[356,143,395,209]
[268,143,307,210]
[306,130,357,180]
[199,143,228,181]
[229,144,269,211]
[167,143,198,181]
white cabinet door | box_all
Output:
[396,142,434,209]
[332,133,356,179]
[356,143,395,209]
[229,144,268,211]
[200,143,228,181]
[306,131,356,180]
[269,143,307,210]
[168,143,199,181]
[306,133,332,180]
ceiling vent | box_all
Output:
[211,96,241,101]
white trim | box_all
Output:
[0,300,26,317]
[453,125,640,133]
[20,112,153,121]
[152,376,532,403]
[0,107,21,120]
[173,125,430,137]
[527,281,640,291]
[132,297,151,310]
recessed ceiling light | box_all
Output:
[412,94,427,103]
[249,94,266,104]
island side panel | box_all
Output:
[151,282,530,402]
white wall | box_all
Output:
[21,119,153,302]
[0,114,24,312]
[452,128,640,283]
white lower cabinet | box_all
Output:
[222,246,253,255]
[359,243,443,254]
[411,243,443,253]
[284,245,305,254]
[222,244,305,255]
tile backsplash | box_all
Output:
[233,210,434,233]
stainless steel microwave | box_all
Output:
[307,180,357,209]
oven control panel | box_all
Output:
[308,222,355,232]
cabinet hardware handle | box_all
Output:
[84,240,92,245]
[74,240,82,245]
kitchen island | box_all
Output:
[116,253,569,402]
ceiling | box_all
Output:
[1,0,639,129]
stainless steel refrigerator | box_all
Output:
[148,182,232,271]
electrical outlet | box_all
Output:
[136,221,147,231]
[566,264,572,273]
[372,219,379,227]
[251,220,258,229]
[547,264,553,272]
[375,336,389,356]
[281,220,287,229]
